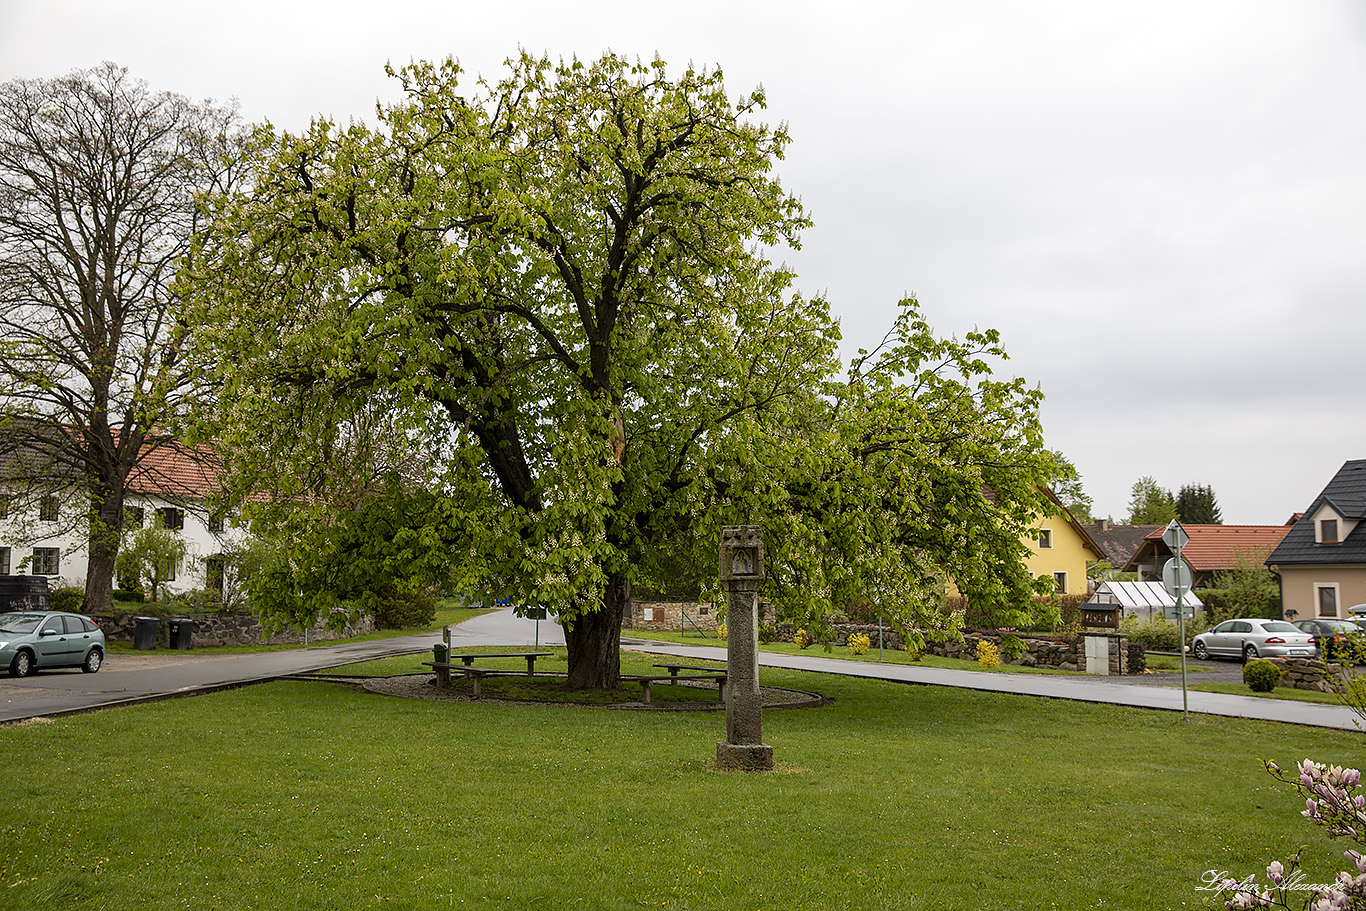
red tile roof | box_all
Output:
[125,440,224,501]
[1136,524,1293,572]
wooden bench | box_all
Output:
[652,663,729,703]
[624,672,728,705]
[447,651,553,674]
[423,652,553,695]
[423,662,502,697]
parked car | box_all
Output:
[0,611,105,677]
[1191,619,1317,661]
[1293,618,1364,662]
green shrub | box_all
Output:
[998,635,1027,660]
[168,589,222,612]
[793,628,814,649]
[1120,614,1182,651]
[112,588,145,603]
[758,622,776,643]
[50,586,85,613]
[848,632,871,655]
[977,639,1001,668]
[1243,659,1282,693]
[374,586,437,629]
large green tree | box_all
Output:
[181,54,1058,688]
[1126,476,1177,525]
[1175,482,1222,525]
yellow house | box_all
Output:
[1024,489,1105,597]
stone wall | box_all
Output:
[772,622,1138,674]
[624,601,779,633]
[93,609,376,648]
[1263,656,1342,694]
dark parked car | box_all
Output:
[1293,618,1363,661]
[0,611,105,677]
[1191,619,1317,661]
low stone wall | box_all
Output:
[624,601,777,633]
[1263,657,1342,694]
[93,609,376,648]
[772,622,1138,674]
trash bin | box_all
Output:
[168,618,194,650]
[432,643,449,664]
[134,616,159,650]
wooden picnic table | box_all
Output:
[447,651,553,674]
[424,651,553,695]
[626,668,729,705]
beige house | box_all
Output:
[1266,460,1366,620]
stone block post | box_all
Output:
[716,526,774,771]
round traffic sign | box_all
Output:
[1162,557,1193,597]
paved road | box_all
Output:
[2,608,1356,730]
[0,608,565,722]
[622,638,1361,730]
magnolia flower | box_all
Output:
[1267,861,1284,884]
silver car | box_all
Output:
[0,611,106,677]
[1191,619,1317,661]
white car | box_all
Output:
[1191,619,1317,662]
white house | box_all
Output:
[0,438,243,596]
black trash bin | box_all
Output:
[134,616,159,650]
[168,618,194,650]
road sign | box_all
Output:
[1161,519,1190,552]
[1162,556,1193,598]
[1163,604,1196,621]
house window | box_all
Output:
[1038,529,1053,549]
[205,556,224,593]
[1053,571,1068,594]
[0,547,9,575]
[1321,520,1339,544]
[208,511,225,534]
[39,496,58,522]
[156,507,184,531]
[158,556,178,582]
[0,495,8,519]
[31,547,59,576]
[124,505,145,529]
[1317,584,1340,617]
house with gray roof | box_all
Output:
[1081,520,1161,571]
[1265,459,1366,620]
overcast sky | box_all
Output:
[3,0,1363,523]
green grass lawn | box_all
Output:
[1142,653,1211,672]
[2,657,1360,910]
[1187,682,1346,704]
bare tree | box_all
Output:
[0,62,241,611]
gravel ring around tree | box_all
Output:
[337,674,826,710]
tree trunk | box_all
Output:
[84,482,123,614]
[563,571,627,690]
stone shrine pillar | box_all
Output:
[716,526,774,771]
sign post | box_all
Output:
[1161,519,1192,723]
